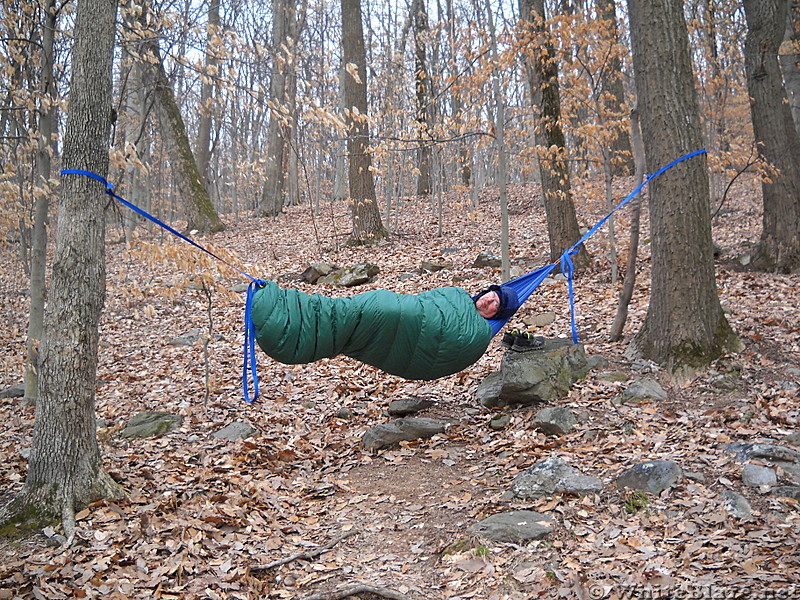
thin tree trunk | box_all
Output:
[779,1,800,137]
[24,0,58,405]
[1,0,124,534]
[195,0,220,188]
[413,0,432,197]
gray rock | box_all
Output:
[533,407,577,435]
[168,328,222,346]
[586,355,609,371]
[724,442,800,484]
[302,263,338,284]
[212,420,258,441]
[597,371,629,383]
[419,261,451,273]
[721,490,752,520]
[772,486,800,500]
[489,414,511,430]
[362,417,447,451]
[472,250,501,268]
[621,379,668,404]
[387,397,435,417]
[615,460,683,495]
[479,340,588,408]
[467,510,554,542]
[512,456,604,499]
[0,383,24,399]
[335,407,353,419]
[229,282,250,293]
[120,411,182,438]
[318,262,379,287]
[522,312,557,328]
[741,463,777,488]
[784,432,800,447]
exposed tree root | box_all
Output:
[251,529,359,572]
[298,583,423,600]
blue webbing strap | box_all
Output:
[61,168,265,403]
[557,148,707,343]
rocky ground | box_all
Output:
[0,175,798,599]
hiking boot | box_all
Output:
[501,329,520,348]
[511,333,545,352]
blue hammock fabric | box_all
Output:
[61,148,706,401]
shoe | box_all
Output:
[501,329,520,348]
[511,334,545,352]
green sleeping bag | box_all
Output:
[249,281,493,380]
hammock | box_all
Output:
[62,148,706,401]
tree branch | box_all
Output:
[251,529,358,572]
[298,584,423,600]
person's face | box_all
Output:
[475,291,500,318]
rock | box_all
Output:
[724,442,800,484]
[168,328,222,346]
[597,370,629,383]
[631,359,659,373]
[585,355,609,371]
[741,464,777,488]
[784,432,800,447]
[512,457,604,499]
[301,263,338,284]
[479,340,588,408]
[120,411,182,438]
[335,407,354,419]
[472,250,501,268]
[387,397,435,417]
[0,383,24,399]
[533,407,577,435]
[721,491,752,520]
[489,414,511,430]
[212,420,258,441]
[419,261,451,273]
[522,312,557,328]
[362,417,447,451]
[772,486,800,500]
[229,283,250,293]
[621,379,668,404]
[467,510,554,542]
[615,460,683,495]
[318,263,379,287]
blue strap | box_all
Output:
[558,148,707,342]
[61,168,264,403]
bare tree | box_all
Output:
[625,0,741,377]
[412,0,432,196]
[1,0,124,535]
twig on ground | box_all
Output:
[298,583,423,600]
[251,529,358,571]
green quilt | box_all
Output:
[249,281,493,380]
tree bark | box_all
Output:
[1,0,124,533]
[341,0,388,245]
[519,0,589,268]
[744,0,800,273]
[134,0,224,233]
[195,0,221,189]
[779,1,800,137]
[625,0,741,378]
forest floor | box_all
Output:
[0,174,798,600]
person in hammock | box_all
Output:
[249,282,521,381]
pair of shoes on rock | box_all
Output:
[502,329,545,352]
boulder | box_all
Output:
[615,460,683,495]
[120,411,182,438]
[387,397,435,417]
[512,456,604,499]
[472,250,501,268]
[533,406,577,435]
[362,417,447,451]
[318,263,380,287]
[621,379,668,404]
[212,420,258,441]
[468,510,554,542]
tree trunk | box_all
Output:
[259,0,290,217]
[1,0,124,533]
[596,0,634,176]
[341,0,388,245]
[413,0,432,197]
[519,0,589,268]
[195,0,221,188]
[24,0,58,405]
[625,0,741,378]
[779,1,800,137]
[134,0,224,233]
[744,0,800,273]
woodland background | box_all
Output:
[0,0,799,599]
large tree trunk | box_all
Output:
[625,0,741,378]
[779,1,800,137]
[134,0,224,233]
[24,0,58,405]
[744,0,800,273]
[413,0,432,197]
[1,0,124,534]
[258,0,290,217]
[519,0,589,268]
[341,0,388,245]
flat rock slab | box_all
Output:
[212,420,258,441]
[468,510,554,542]
[512,456,603,499]
[120,411,183,438]
[615,460,683,495]
[362,417,447,451]
[387,397,435,417]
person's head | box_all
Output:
[474,285,519,320]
